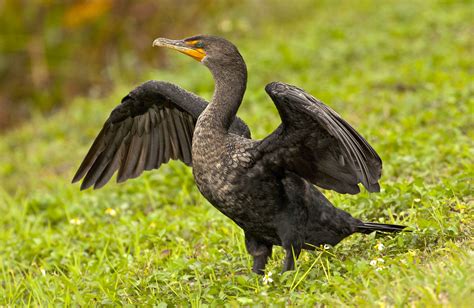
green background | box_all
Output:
[0,0,472,306]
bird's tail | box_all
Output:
[356,222,407,234]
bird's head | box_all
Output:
[152,35,244,70]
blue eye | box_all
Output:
[195,41,204,48]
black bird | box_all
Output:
[73,35,406,274]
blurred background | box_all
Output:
[2,0,471,131]
[0,0,310,130]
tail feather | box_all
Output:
[356,222,408,234]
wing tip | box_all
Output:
[116,174,128,184]
[71,167,87,184]
[71,171,90,190]
[79,181,92,191]
[93,181,106,190]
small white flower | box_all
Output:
[375,243,385,251]
[414,198,421,203]
[69,218,84,225]
[370,258,385,271]
[323,244,331,250]
[40,268,46,276]
[263,271,273,285]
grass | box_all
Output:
[1,0,473,305]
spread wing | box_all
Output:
[72,80,250,190]
[258,82,382,194]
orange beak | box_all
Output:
[153,38,206,62]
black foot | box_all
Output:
[245,234,272,274]
[282,246,301,272]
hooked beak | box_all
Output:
[152,38,206,62]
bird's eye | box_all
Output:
[195,41,204,48]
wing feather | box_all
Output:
[160,108,172,163]
[145,124,158,170]
[94,141,126,189]
[262,82,382,194]
[73,80,250,190]
[172,109,192,164]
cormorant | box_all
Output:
[73,35,406,274]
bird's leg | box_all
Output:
[282,244,301,272]
[245,234,272,275]
[276,216,304,272]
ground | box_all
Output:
[0,0,473,306]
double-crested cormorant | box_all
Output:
[73,35,406,274]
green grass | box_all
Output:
[1,0,473,306]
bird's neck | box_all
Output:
[205,58,247,132]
